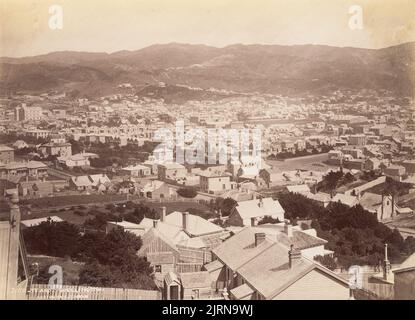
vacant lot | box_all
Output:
[22,194,131,209]
[266,153,335,173]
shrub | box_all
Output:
[177,187,197,198]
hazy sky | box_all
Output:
[1,0,415,57]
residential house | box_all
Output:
[58,153,90,168]
[227,197,285,226]
[198,171,233,194]
[69,174,111,192]
[158,163,187,182]
[211,227,350,300]
[39,141,72,158]
[0,161,48,181]
[139,180,176,199]
[121,164,152,177]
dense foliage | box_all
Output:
[314,254,337,270]
[278,192,415,268]
[208,197,237,217]
[316,169,355,193]
[23,220,155,289]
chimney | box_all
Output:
[251,217,256,227]
[383,243,391,280]
[258,197,263,208]
[153,220,158,228]
[255,233,266,247]
[182,212,189,231]
[284,221,293,237]
[160,207,166,222]
[289,244,301,268]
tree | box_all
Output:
[177,187,197,198]
[258,216,280,225]
[314,254,337,270]
[23,219,81,258]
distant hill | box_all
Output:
[1,42,414,99]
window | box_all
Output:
[155,265,162,273]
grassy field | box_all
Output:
[22,194,130,209]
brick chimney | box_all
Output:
[182,212,189,231]
[251,217,256,226]
[255,233,266,247]
[284,221,293,237]
[288,244,301,268]
[153,220,158,228]
[160,206,166,222]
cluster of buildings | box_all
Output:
[0,87,415,300]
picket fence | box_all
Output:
[27,284,161,300]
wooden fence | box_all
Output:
[27,284,161,300]
[356,282,394,300]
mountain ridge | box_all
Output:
[1,42,414,98]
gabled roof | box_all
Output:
[164,211,223,237]
[331,193,358,207]
[212,227,275,271]
[254,224,327,250]
[203,259,224,272]
[233,197,285,220]
[70,175,92,187]
[164,271,181,286]
[89,174,111,186]
[393,252,415,274]
[137,227,179,257]
[230,283,255,299]
[213,226,347,299]
[107,220,142,229]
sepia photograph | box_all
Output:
[0,0,415,307]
